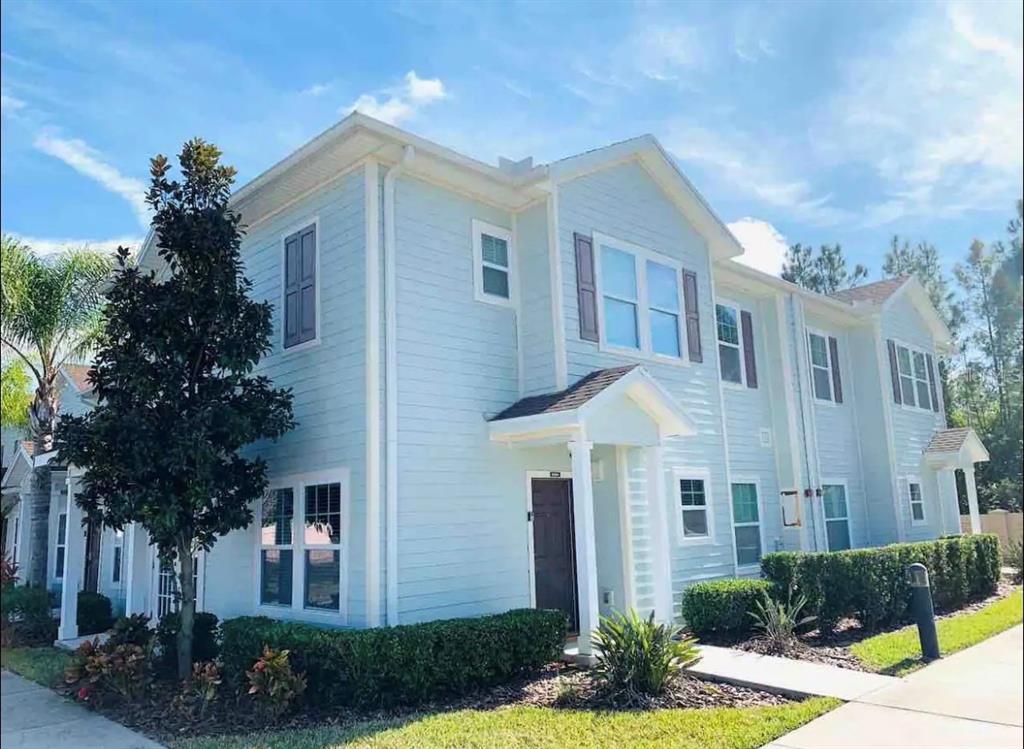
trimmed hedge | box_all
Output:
[221,608,566,708]
[77,591,113,635]
[156,611,220,675]
[680,579,772,638]
[761,534,1001,632]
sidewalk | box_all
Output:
[762,624,1024,749]
[1,670,164,749]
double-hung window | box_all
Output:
[808,333,833,401]
[258,470,348,619]
[894,343,932,410]
[676,469,713,542]
[595,234,685,360]
[55,513,67,579]
[716,303,743,383]
[730,482,762,567]
[908,480,926,525]
[822,484,851,550]
[472,220,514,306]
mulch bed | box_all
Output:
[67,662,793,743]
[725,580,1020,673]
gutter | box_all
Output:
[383,145,414,626]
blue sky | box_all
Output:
[2,0,1021,279]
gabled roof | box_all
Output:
[1,440,36,491]
[924,427,989,466]
[59,364,95,395]
[492,365,637,421]
[831,276,911,305]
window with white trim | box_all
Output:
[895,344,932,410]
[731,483,761,567]
[472,220,514,306]
[111,529,123,583]
[716,303,743,383]
[908,481,926,524]
[258,471,348,617]
[55,513,67,579]
[595,235,685,360]
[808,333,833,401]
[822,484,851,550]
[678,476,711,540]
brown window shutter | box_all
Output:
[740,310,757,388]
[828,336,843,403]
[682,269,702,362]
[574,232,599,342]
[926,353,940,412]
[887,339,902,404]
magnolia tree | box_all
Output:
[58,140,294,678]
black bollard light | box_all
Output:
[906,563,940,661]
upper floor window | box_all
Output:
[716,303,742,383]
[472,220,514,307]
[595,234,686,361]
[283,223,317,349]
[808,333,833,401]
[895,344,932,410]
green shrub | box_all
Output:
[246,646,306,719]
[750,590,815,652]
[65,638,150,703]
[173,661,222,719]
[1005,540,1023,585]
[221,608,566,708]
[156,611,219,675]
[1,585,56,646]
[108,613,153,648]
[77,592,113,635]
[592,609,699,698]
[680,579,772,638]
[761,535,1001,633]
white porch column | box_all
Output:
[963,465,982,535]
[57,473,84,642]
[568,440,600,658]
[936,469,958,536]
[644,446,675,623]
[124,523,139,615]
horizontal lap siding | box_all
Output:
[558,162,735,608]
[517,202,558,396]
[206,168,368,625]
[882,296,945,542]
[393,175,565,623]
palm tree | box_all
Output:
[0,236,112,452]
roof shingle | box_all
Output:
[62,364,95,393]
[831,276,910,305]
[925,427,973,454]
[491,365,638,421]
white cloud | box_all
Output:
[302,83,331,97]
[343,70,447,125]
[33,133,151,229]
[727,218,789,275]
[1,91,27,115]
[8,233,143,256]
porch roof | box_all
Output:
[489,365,695,445]
[924,427,989,468]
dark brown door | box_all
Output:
[531,478,578,633]
[83,519,101,593]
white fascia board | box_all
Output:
[0,445,33,490]
[488,411,582,443]
[715,261,865,325]
[580,367,696,438]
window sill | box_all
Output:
[677,534,714,547]
[813,397,840,408]
[598,342,690,368]
[255,604,346,625]
[281,337,322,355]
[721,380,747,391]
[897,404,937,415]
[474,291,516,309]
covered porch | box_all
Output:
[924,427,990,536]
[489,365,696,659]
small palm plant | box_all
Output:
[749,589,815,652]
[592,609,700,699]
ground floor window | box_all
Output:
[55,513,67,578]
[675,470,712,542]
[111,529,123,583]
[730,482,761,567]
[822,484,850,550]
[258,469,349,619]
[908,479,926,525]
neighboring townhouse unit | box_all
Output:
[1,114,989,657]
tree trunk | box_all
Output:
[176,544,196,680]
[29,377,59,453]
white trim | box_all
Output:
[471,219,516,308]
[873,321,905,542]
[775,295,804,510]
[513,212,525,398]
[363,160,382,628]
[279,216,322,354]
[524,469,573,611]
[592,231,689,366]
[905,475,927,526]
[820,479,852,551]
[547,189,568,390]
[614,447,635,612]
[247,159,370,232]
[891,338,936,413]
[714,297,747,386]
[728,475,765,572]
[672,466,715,546]
[707,260,737,572]
[254,467,352,624]
[806,328,836,405]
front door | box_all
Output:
[531,478,579,633]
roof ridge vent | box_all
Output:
[497,156,534,176]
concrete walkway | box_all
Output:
[693,643,898,700]
[762,624,1024,748]
[1,670,164,749]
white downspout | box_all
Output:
[384,146,414,626]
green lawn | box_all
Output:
[172,700,839,749]
[1,646,72,687]
[851,587,1023,676]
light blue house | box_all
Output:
[5,114,990,657]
